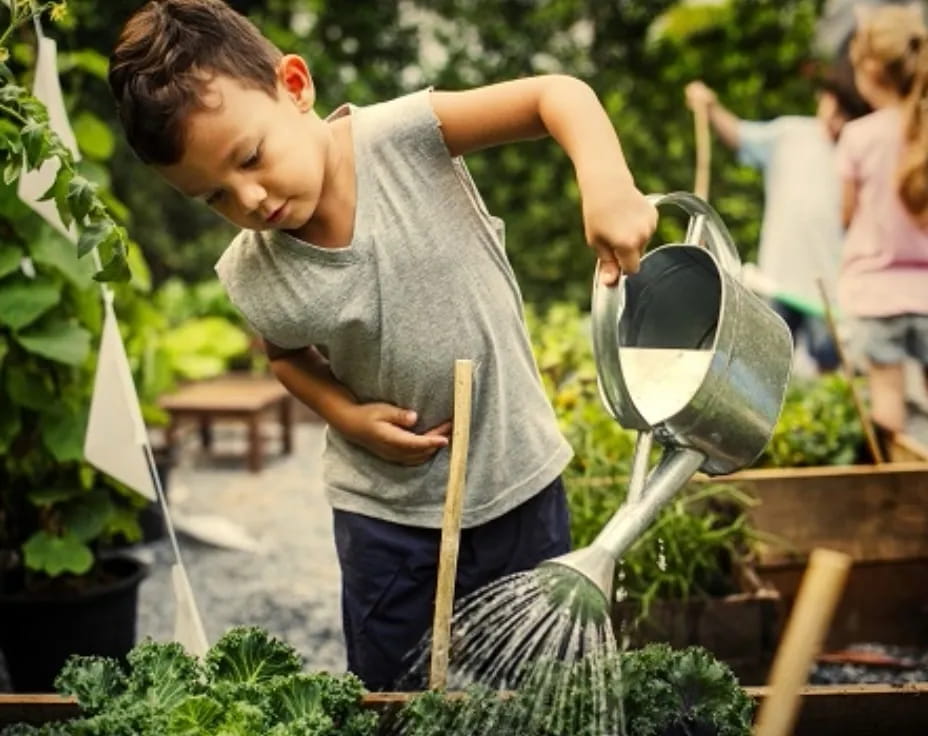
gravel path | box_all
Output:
[134,420,346,672]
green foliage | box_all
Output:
[1,627,378,736]
[204,625,303,687]
[759,373,865,467]
[159,317,251,381]
[0,2,148,583]
[416,0,826,304]
[621,644,753,736]
[112,273,257,428]
[396,644,751,736]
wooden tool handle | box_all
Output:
[693,103,712,201]
[429,359,474,690]
[753,548,852,736]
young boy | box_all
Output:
[684,61,870,374]
[109,0,656,690]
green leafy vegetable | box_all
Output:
[396,644,752,736]
[2,627,377,736]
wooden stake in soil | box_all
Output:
[816,278,885,464]
[429,359,474,691]
[753,548,851,736]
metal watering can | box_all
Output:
[545,192,793,603]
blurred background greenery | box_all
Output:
[5,0,828,305]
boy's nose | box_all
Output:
[233,182,268,215]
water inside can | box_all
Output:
[619,347,713,425]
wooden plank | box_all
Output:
[760,558,928,650]
[747,683,928,736]
[0,694,79,725]
[700,461,928,565]
[7,685,928,733]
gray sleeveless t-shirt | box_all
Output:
[215,89,572,528]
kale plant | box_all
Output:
[620,644,753,736]
[1,626,378,736]
[395,643,752,736]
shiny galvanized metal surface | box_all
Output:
[592,191,792,475]
[549,192,793,600]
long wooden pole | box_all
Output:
[816,278,885,464]
[693,102,711,201]
[753,548,852,736]
[429,359,474,690]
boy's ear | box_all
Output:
[277,54,315,111]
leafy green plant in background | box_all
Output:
[115,273,257,428]
[0,1,149,582]
[0,627,378,736]
[759,373,865,468]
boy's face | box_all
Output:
[158,57,328,233]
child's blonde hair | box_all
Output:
[851,5,928,224]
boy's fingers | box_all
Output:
[391,407,417,427]
[615,245,642,274]
[382,423,448,449]
[424,420,453,437]
[595,246,621,286]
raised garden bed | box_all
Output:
[6,685,928,735]
[615,563,780,685]
[698,433,928,567]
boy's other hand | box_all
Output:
[345,403,451,466]
[583,186,658,285]
[684,81,717,111]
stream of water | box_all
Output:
[399,565,626,735]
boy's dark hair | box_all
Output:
[108,0,282,165]
[817,54,871,120]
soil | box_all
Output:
[812,643,928,685]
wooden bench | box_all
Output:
[159,374,293,473]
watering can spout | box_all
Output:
[541,447,706,602]
[543,545,616,604]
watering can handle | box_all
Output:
[645,192,742,277]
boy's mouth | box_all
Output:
[266,202,287,224]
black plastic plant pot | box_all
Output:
[0,556,148,692]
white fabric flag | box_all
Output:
[172,564,210,658]
[17,35,80,241]
[83,299,156,501]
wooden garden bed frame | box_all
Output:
[5,684,928,734]
[698,432,928,567]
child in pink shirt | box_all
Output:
[837,4,928,435]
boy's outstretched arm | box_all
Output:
[431,75,656,284]
[684,81,741,150]
[265,341,450,466]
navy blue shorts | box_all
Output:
[332,476,571,691]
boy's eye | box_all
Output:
[242,145,261,169]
